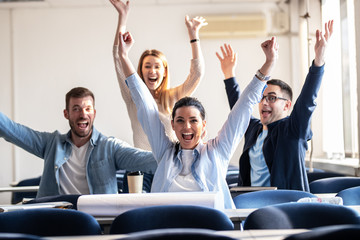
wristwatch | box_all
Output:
[256,69,271,81]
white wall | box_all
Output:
[0,9,13,204]
[0,1,304,204]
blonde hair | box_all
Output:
[137,49,171,114]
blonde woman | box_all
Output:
[110,0,207,150]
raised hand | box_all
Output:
[110,0,130,35]
[117,31,136,77]
[314,20,334,66]
[261,36,279,65]
[258,36,279,78]
[185,15,208,39]
[216,44,238,79]
[109,0,130,15]
[118,31,134,57]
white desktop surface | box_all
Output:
[43,229,309,240]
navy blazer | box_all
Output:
[224,62,324,191]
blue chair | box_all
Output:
[0,208,102,236]
[109,205,234,234]
[336,186,360,205]
[116,169,126,193]
[309,177,360,194]
[233,190,316,208]
[226,165,239,187]
[119,228,236,240]
[243,202,360,230]
[307,171,345,183]
[284,224,360,240]
[11,176,41,204]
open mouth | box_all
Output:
[77,121,89,129]
[148,76,158,83]
[261,110,271,118]
[182,133,194,141]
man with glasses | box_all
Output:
[216,20,333,191]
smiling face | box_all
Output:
[171,106,206,150]
[259,84,291,129]
[64,96,96,145]
[141,55,166,93]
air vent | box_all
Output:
[200,14,267,38]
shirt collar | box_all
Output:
[176,140,203,160]
[63,126,100,146]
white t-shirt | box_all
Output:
[59,142,90,195]
[168,149,201,192]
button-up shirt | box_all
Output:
[126,72,265,209]
[0,112,157,198]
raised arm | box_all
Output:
[110,0,132,103]
[118,32,171,161]
[211,38,278,161]
[216,43,240,109]
[290,20,334,138]
[117,31,136,77]
[257,36,278,79]
[216,43,237,79]
[0,112,51,159]
[109,0,130,46]
[314,20,334,67]
[169,16,207,102]
[185,15,208,60]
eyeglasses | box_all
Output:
[261,95,288,103]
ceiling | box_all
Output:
[0,0,282,8]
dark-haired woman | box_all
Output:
[118,30,278,209]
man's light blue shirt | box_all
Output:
[249,130,270,186]
[0,112,157,198]
[126,72,266,209]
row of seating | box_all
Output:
[5,170,360,239]
[0,202,359,239]
[0,205,233,237]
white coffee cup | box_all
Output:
[127,171,144,193]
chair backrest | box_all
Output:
[226,165,239,186]
[109,205,234,234]
[309,177,360,194]
[336,186,360,205]
[24,194,81,210]
[0,208,102,236]
[233,190,316,208]
[11,176,41,204]
[307,171,345,183]
[243,202,360,230]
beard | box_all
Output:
[69,119,93,138]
